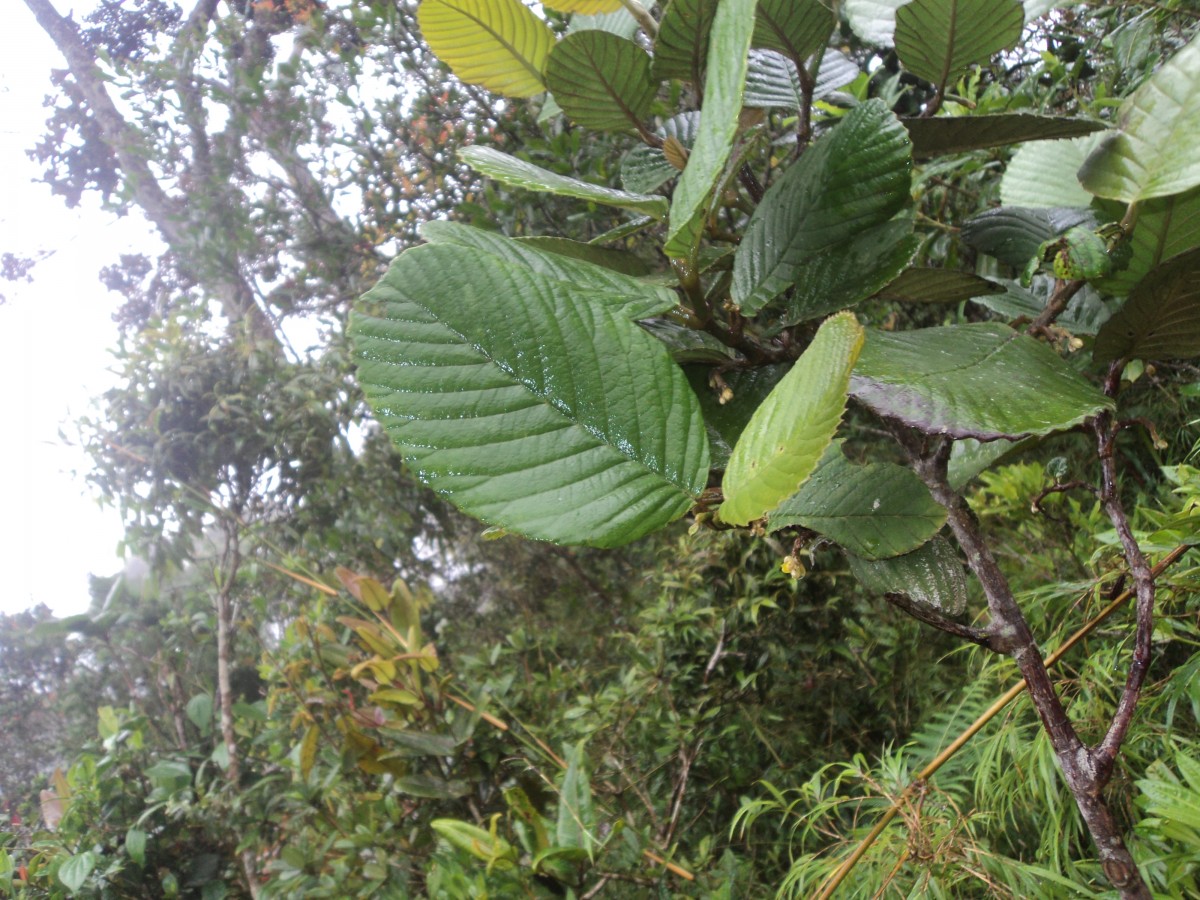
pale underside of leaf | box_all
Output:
[545,30,656,133]
[664,0,758,258]
[1079,34,1200,202]
[459,145,669,218]
[418,0,555,98]
[850,323,1113,440]
[1000,133,1106,208]
[720,312,864,526]
[894,0,1023,91]
[844,0,906,47]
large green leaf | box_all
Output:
[849,537,967,616]
[1079,34,1200,203]
[459,146,669,218]
[844,0,906,47]
[1094,248,1200,364]
[420,221,675,318]
[654,0,718,85]
[1000,134,1105,208]
[743,48,859,110]
[1093,186,1200,296]
[894,0,1023,91]
[664,0,758,258]
[960,206,1095,267]
[752,0,835,63]
[351,244,709,547]
[621,112,700,194]
[875,268,1005,304]
[721,312,863,526]
[731,99,913,314]
[418,0,555,99]
[905,115,1105,159]
[850,323,1113,440]
[545,31,656,133]
[781,219,921,324]
[769,443,946,560]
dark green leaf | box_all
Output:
[970,280,1114,335]
[378,729,461,757]
[686,364,789,469]
[894,0,1023,91]
[875,268,1005,304]
[769,444,946,560]
[545,31,657,133]
[641,320,741,364]
[1094,248,1200,364]
[515,237,652,276]
[904,114,1106,158]
[398,776,473,799]
[960,206,1096,268]
[352,244,710,547]
[851,323,1113,439]
[125,828,147,867]
[732,99,913,314]
[849,537,967,615]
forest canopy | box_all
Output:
[5,1,1200,898]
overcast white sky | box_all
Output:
[0,11,157,618]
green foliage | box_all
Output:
[16,0,1200,897]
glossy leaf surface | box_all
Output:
[459,146,669,218]
[721,312,863,525]
[851,323,1113,440]
[732,99,912,314]
[420,221,676,319]
[417,0,554,98]
[351,244,709,547]
[875,268,1005,304]
[770,444,946,560]
[849,537,967,615]
[961,206,1095,268]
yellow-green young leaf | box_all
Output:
[299,724,319,781]
[720,312,864,526]
[431,818,518,868]
[542,0,623,12]
[418,0,555,98]
[1079,34,1200,203]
